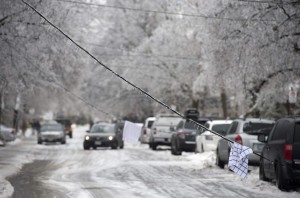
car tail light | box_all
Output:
[143,128,147,135]
[284,144,293,160]
[153,128,157,135]
[178,130,185,139]
[235,135,243,145]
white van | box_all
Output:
[140,117,155,144]
[196,120,232,152]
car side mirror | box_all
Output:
[170,126,175,132]
[258,134,267,143]
[86,130,90,133]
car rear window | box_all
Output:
[184,121,199,130]
[91,124,115,133]
[156,117,181,126]
[41,124,63,132]
[295,123,300,143]
[147,121,154,128]
[243,122,274,135]
[212,124,231,136]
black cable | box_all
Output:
[55,0,278,22]
[78,40,200,61]
[21,0,300,174]
[237,0,300,5]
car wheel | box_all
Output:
[83,145,90,150]
[38,140,42,144]
[61,140,66,144]
[93,146,97,150]
[259,158,269,181]
[276,164,289,191]
[149,142,153,149]
[111,142,118,150]
[120,141,124,149]
[171,138,182,155]
[171,138,176,155]
[151,143,157,150]
[216,149,225,169]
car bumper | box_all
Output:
[180,140,196,151]
[141,135,150,144]
[203,142,217,151]
[84,139,116,147]
[152,137,171,145]
[40,136,64,142]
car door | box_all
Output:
[263,120,286,178]
[218,121,238,162]
[294,122,300,172]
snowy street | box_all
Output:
[0,126,299,198]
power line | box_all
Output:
[79,40,200,61]
[55,0,278,22]
[237,0,300,5]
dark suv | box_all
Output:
[170,119,202,155]
[83,122,124,150]
[258,116,300,190]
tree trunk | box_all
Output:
[221,89,228,119]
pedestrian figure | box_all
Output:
[21,119,28,136]
[31,119,41,135]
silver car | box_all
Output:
[149,114,182,150]
[0,124,16,145]
[140,117,155,144]
[38,123,66,144]
[216,118,274,168]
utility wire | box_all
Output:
[79,40,200,61]
[237,0,300,5]
[22,0,300,175]
[55,0,278,22]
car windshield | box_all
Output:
[243,122,274,134]
[156,116,181,126]
[184,121,199,130]
[40,124,63,132]
[212,124,231,136]
[147,120,154,128]
[91,124,115,133]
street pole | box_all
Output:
[13,94,21,134]
[0,78,7,126]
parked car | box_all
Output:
[0,124,16,145]
[149,114,182,150]
[140,117,155,144]
[170,119,200,155]
[258,116,300,190]
[55,118,73,138]
[196,120,232,152]
[216,118,274,168]
[38,123,66,144]
[83,122,124,150]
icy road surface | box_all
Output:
[1,126,299,198]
